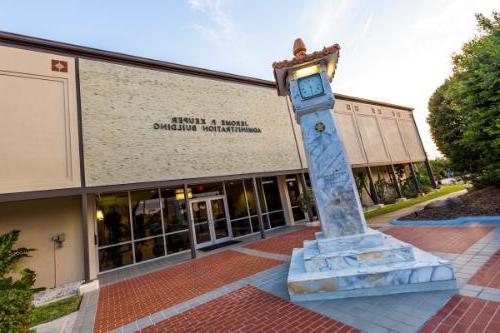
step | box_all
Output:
[303,236,415,272]
[288,247,456,301]
[315,228,385,253]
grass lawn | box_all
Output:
[364,183,466,219]
[30,295,81,327]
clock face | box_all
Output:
[297,73,324,99]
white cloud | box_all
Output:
[187,0,232,40]
[361,13,373,37]
[311,0,353,45]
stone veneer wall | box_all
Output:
[79,59,303,187]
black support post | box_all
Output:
[424,159,438,188]
[366,167,380,204]
[252,177,266,239]
[388,164,403,198]
[184,184,197,259]
[80,194,90,283]
[298,172,315,222]
[409,163,423,193]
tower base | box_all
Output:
[287,228,457,301]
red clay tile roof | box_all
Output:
[272,44,341,69]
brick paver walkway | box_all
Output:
[385,226,494,254]
[244,227,319,255]
[469,250,500,289]
[139,285,359,333]
[76,224,499,333]
[94,251,283,333]
[420,294,500,333]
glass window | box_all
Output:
[161,188,189,233]
[98,244,133,271]
[269,211,286,228]
[190,182,223,198]
[286,176,301,206]
[250,216,260,233]
[287,175,306,221]
[130,190,163,239]
[225,180,249,220]
[256,179,267,212]
[96,192,132,246]
[166,231,190,254]
[134,237,165,263]
[305,173,318,220]
[292,207,306,221]
[264,215,271,229]
[231,218,252,237]
[244,179,257,215]
[261,177,282,212]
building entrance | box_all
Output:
[189,196,231,248]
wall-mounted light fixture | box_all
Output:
[51,233,66,288]
[293,64,320,79]
[175,188,193,200]
[51,233,65,248]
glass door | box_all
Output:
[191,200,212,247]
[190,196,231,248]
[210,198,230,240]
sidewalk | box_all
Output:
[33,311,77,333]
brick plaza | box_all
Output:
[73,223,500,333]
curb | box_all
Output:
[392,216,500,225]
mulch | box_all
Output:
[400,186,500,220]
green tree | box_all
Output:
[428,158,453,178]
[428,11,500,186]
[0,230,40,333]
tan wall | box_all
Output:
[293,98,426,168]
[80,59,302,187]
[0,45,81,194]
[398,119,427,161]
[0,197,84,288]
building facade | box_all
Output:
[0,32,434,288]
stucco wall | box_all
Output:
[0,45,81,194]
[80,59,303,187]
[0,197,84,288]
[294,98,426,168]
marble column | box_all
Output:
[300,109,366,238]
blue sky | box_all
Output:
[1,0,498,158]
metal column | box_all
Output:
[184,184,197,259]
[388,164,403,198]
[366,167,380,204]
[409,163,423,193]
[252,177,266,239]
[424,159,438,188]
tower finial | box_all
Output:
[293,38,307,57]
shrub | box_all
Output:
[0,230,41,333]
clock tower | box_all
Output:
[273,39,456,301]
